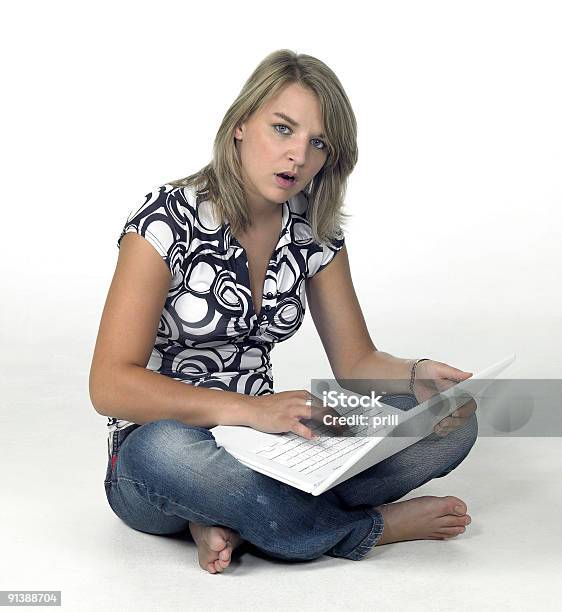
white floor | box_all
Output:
[2,372,562,612]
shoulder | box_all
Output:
[287,191,328,247]
[125,183,194,226]
[131,183,225,236]
[118,183,198,260]
[289,191,344,246]
[287,191,345,278]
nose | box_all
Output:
[286,139,308,167]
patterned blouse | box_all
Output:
[105,183,345,454]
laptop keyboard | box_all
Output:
[255,406,386,475]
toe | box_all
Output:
[207,529,226,552]
[437,526,466,537]
[438,514,470,528]
[445,496,467,515]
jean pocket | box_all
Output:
[104,424,142,485]
[104,440,115,485]
[104,456,113,484]
[104,428,122,485]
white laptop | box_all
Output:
[210,354,516,495]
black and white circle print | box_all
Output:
[211,269,244,315]
[107,183,345,435]
[117,184,189,279]
[270,295,305,339]
[196,370,274,396]
[173,347,228,378]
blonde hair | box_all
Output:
[168,49,358,243]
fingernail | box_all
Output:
[455,505,464,514]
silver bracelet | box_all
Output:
[409,358,430,395]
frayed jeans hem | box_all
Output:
[326,507,384,561]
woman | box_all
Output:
[89,49,478,574]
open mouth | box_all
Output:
[275,173,296,186]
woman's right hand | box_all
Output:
[243,390,347,440]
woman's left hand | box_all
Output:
[412,359,477,437]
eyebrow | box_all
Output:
[272,112,326,139]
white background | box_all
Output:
[1,1,560,387]
[1,2,561,609]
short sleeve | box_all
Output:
[306,227,345,279]
[117,184,189,279]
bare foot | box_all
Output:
[376,495,472,545]
[188,522,244,574]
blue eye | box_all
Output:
[274,124,291,135]
[273,124,327,151]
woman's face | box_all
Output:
[234,82,329,212]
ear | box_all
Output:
[234,123,245,141]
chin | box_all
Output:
[268,190,291,203]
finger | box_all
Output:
[310,405,344,424]
[305,394,336,422]
[457,409,476,421]
[434,420,459,436]
[443,366,473,382]
[330,414,352,435]
[433,419,456,436]
[291,420,317,440]
[449,417,467,430]
[305,390,323,403]
[435,373,475,395]
[294,395,314,419]
[436,379,458,391]
[304,395,322,417]
[427,361,471,385]
[437,416,467,430]
[295,403,314,422]
[309,402,330,421]
[452,402,477,419]
[435,419,470,437]
[317,411,351,435]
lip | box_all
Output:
[274,174,297,189]
[277,171,299,180]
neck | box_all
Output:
[245,198,283,231]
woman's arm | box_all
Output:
[306,245,476,434]
[305,245,414,395]
[89,233,252,428]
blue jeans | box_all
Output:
[103,393,477,561]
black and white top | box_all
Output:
[106,183,345,453]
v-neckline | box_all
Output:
[238,243,277,320]
[231,202,288,320]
